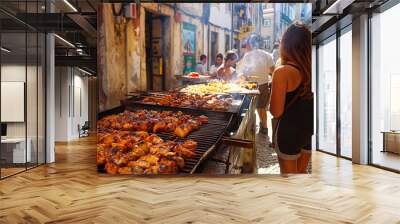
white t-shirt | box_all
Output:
[209,64,219,77]
[236,49,274,85]
[272,49,280,64]
[195,63,207,75]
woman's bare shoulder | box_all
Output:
[273,65,299,78]
[273,65,290,79]
[274,64,297,72]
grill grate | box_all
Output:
[98,103,233,174]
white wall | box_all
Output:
[209,3,232,29]
[55,67,69,141]
[1,65,26,140]
[1,63,45,163]
[55,67,89,141]
[1,65,31,138]
[71,73,89,138]
[208,3,233,65]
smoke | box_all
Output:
[236,49,268,76]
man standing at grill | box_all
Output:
[236,34,275,136]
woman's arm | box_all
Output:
[270,67,288,118]
[216,64,225,79]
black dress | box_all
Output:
[274,66,314,160]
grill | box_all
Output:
[97,103,233,174]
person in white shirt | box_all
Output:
[195,54,208,76]
[209,53,223,78]
[236,34,275,135]
[272,42,280,64]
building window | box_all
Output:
[317,36,337,155]
[339,28,352,158]
[210,32,218,66]
[225,3,231,13]
[288,5,294,20]
[265,37,271,50]
[263,18,271,27]
[225,34,230,52]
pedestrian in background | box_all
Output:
[195,54,208,76]
[272,41,280,64]
[209,53,223,78]
[236,34,275,135]
[217,51,238,81]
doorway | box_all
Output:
[145,11,169,91]
[210,31,218,66]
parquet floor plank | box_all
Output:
[0,136,400,223]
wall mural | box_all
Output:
[182,22,196,55]
[182,23,196,75]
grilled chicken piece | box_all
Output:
[181,139,197,150]
[110,122,122,130]
[149,143,176,157]
[145,134,164,144]
[132,166,145,175]
[101,134,115,146]
[159,158,178,174]
[145,165,160,174]
[110,153,128,167]
[118,167,134,174]
[158,98,169,105]
[97,150,106,165]
[173,144,196,158]
[132,121,149,131]
[111,142,128,152]
[170,156,185,168]
[174,121,200,138]
[197,115,209,124]
[153,121,167,133]
[130,142,149,158]
[105,163,119,174]
[128,160,150,169]
[165,122,177,132]
[122,123,132,130]
[138,155,160,165]
[174,126,190,138]
[134,131,150,139]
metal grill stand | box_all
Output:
[227,95,257,174]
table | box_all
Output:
[382,131,400,154]
[1,138,32,164]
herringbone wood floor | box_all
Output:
[1,136,400,224]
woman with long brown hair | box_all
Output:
[270,21,313,174]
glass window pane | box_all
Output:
[340,29,352,158]
[318,37,337,154]
[371,3,400,171]
[1,31,27,177]
[312,45,317,150]
[38,32,45,165]
[27,31,38,169]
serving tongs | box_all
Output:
[221,137,254,148]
